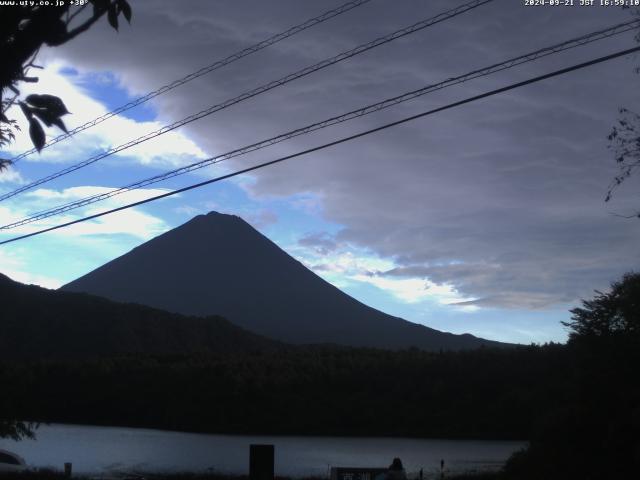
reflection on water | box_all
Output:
[0,424,526,477]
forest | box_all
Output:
[1,344,565,440]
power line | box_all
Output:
[0,0,494,202]
[2,45,638,247]
[3,18,638,230]
[7,0,373,163]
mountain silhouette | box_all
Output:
[62,212,505,350]
[0,272,279,360]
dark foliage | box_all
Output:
[607,109,640,218]
[0,0,132,168]
[499,273,640,479]
[605,7,640,217]
[563,271,640,339]
[0,272,279,440]
[0,268,280,439]
[0,419,36,441]
[0,344,566,440]
[0,273,280,360]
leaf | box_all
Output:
[91,0,110,16]
[42,18,68,46]
[117,0,132,23]
[31,108,56,127]
[31,107,68,133]
[25,94,70,117]
[0,159,12,172]
[28,117,46,152]
[19,102,33,120]
[51,117,68,133]
[107,4,119,30]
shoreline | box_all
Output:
[4,422,529,444]
[0,424,522,478]
[0,471,502,480]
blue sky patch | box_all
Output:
[64,70,157,123]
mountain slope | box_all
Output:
[62,212,505,350]
[0,273,279,360]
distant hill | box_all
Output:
[0,273,279,360]
[62,212,506,351]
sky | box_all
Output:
[1,0,639,344]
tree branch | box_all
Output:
[66,3,88,27]
[608,211,640,219]
[55,2,112,45]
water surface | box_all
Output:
[0,424,526,478]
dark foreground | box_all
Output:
[0,472,255,480]
[2,333,638,479]
[0,471,496,480]
[3,273,640,480]
[0,473,252,480]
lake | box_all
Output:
[0,424,526,478]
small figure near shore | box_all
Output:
[386,458,407,480]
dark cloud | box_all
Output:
[308,263,332,272]
[298,232,338,255]
[42,0,640,310]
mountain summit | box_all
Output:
[62,212,502,350]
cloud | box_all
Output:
[2,63,207,169]
[290,194,324,215]
[30,0,640,315]
[379,262,581,309]
[25,185,171,203]
[300,250,389,277]
[243,209,278,229]
[0,249,63,289]
[298,232,338,255]
[174,205,203,217]
[448,293,566,310]
[293,242,477,309]
[0,166,27,184]
[351,272,477,308]
[58,208,167,239]
[0,185,172,240]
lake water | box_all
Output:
[0,424,526,478]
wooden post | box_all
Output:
[250,444,274,480]
[64,462,72,478]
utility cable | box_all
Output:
[3,18,638,230]
[1,45,638,246]
[6,0,373,162]
[0,0,494,202]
